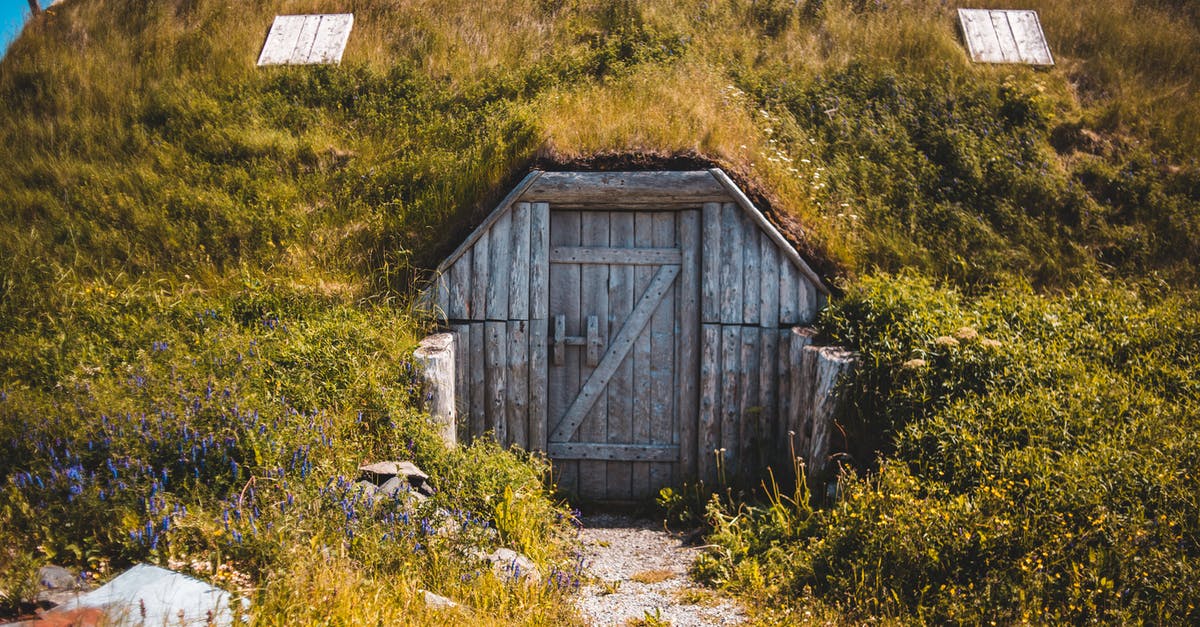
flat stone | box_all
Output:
[358,461,428,482]
[37,566,78,591]
[377,476,406,499]
[46,564,246,626]
[484,548,541,584]
[419,589,458,609]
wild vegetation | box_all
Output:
[1,0,1197,623]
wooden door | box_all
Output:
[546,209,700,500]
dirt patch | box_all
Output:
[574,513,743,627]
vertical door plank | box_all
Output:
[720,325,741,478]
[779,261,799,326]
[433,273,449,321]
[798,272,816,324]
[448,251,472,320]
[470,230,490,321]
[698,324,721,485]
[789,328,817,462]
[508,202,531,320]
[742,213,761,325]
[631,212,655,499]
[605,212,635,500]
[486,211,512,320]
[452,324,470,442]
[676,209,701,482]
[760,233,780,328]
[469,323,486,441]
[700,202,722,324]
[548,210,581,497]
[777,328,792,461]
[649,212,676,492]
[719,203,744,324]
[507,320,529,448]
[485,321,508,443]
[578,212,610,500]
[739,326,760,475]
[528,202,550,452]
[758,327,779,468]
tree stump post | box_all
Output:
[415,333,457,448]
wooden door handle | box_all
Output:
[552,314,601,367]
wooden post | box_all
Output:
[805,346,856,481]
[414,333,457,448]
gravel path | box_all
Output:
[574,514,743,626]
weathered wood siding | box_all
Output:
[429,170,844,498]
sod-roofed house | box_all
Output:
[427,169,853,500]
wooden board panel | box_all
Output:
[698,325,721,485]
[786,327,816,447]
[470,229,490,321]
[486,210,511,320]
[989,11,1022,63]
[719,203,744,324]
[469,323,486,441]
[649,212,676,492]
[528,202,550,452]
[289,15,322,64]
[758,328,779,469]
[528,318,548,452]
[448,249,471,320]
[548,443,678,462]
[305,14,354,64]
[257,15,306,66]
[485,321,508,443]
[452,324,470,442]
[631,213,655,499]
[676,209,700,481]
[738,327,761,474]
[958,9,1053,66]
[507,321,529,448]
[742,211,761,325]
[548,210,581,494]
[720,325,741,477]
[779,261,799,326]
[700,202,722,324]
[776,328,792,460]
[579,212,610,500]
[508,202,531,320]
[549,247,681,265]
[605,212,635,500]
[521,171,730,206]
[1010,10,1054,65]
[760,232,780,328]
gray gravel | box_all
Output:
[574,513,743,626]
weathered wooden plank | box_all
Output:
[507,320,529,449]
[798,271,816,325]
[305,14,354,64]
[1010,10,1053,65]
[289,15,322,64]
[708,169,829,296]
[528,318,548,452]
[550,264,679,443]
[758,328,779,469]
[776,328,792,461]
[549,247,681,265]
[452,324,470,441]
[470,229,490,321]
[989,10,1022,63]
[779,261,799,326]
[786,327,816,450]
[547,211,581,445]
[700,202,722,324]
[521,171,730,205]
[806,346,855,482]
[436,171,543,274]
[649,212,677,492]
[548,443,678,462]
[958,8,1005,64]
[578,212,610,500]
[433,272,449,323]
[720,325,741,478]
[448,250,471,320]
[415,333,457,447]
[742,212,761,325]
[739,326,761,475]
[469,323,486,441]
[677,209,700,482]
[760,232,780,328]
[485,321,507,443]
[795,339,820,463]
[698,325,721,485]
[486,210,512,320]
[508,202,531,320]
[529,202,550,318]
[719,203,744,324]
[605,211,635,500]
[631,212,654,499]
[257,15,306,66]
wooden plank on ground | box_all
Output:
[470,229,489,321]
[650,212,677,492]
[1009,10,1054,65]
[605,211,635,500]
[760,232,779,328]
[548,443,678,462]
[485,321,507,443]
[289,15,322,64]
[305,14,354,64]
[719,203,743,324]
[508,202,531,320]
[701,202,722,324]
[486,210,511,320]
[507,320,529,448]
[989,10,1022,63]
[720,325,741,478]
[469,323,485,441]
[677,209,700,482]
[698,325,721,485]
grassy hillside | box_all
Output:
[1,0,1197,623]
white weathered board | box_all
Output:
[257,14,354,66]
[958,9,1053,66]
